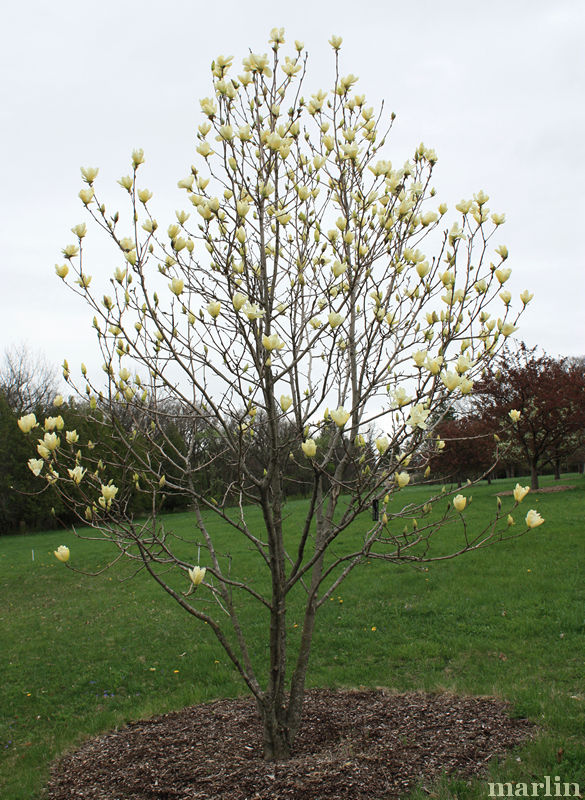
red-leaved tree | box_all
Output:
[473,344,585,489]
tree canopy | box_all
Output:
[17,30,544,759]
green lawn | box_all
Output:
[1,474,584,799]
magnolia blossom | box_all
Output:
[498,320,517,337]
[262,333,285,351]
[188,566,206,586]
[37,443,51,459]
[28,458,44,476]
[441,371,461,392]
[65,430,79,444]
[525,509,544,528]
[375,436,389,455]
[101,484,119,501]
[232,292,248,311]
[453,494,467,512]
[169,278,184,296]
[280,395,293,412]
[301,439,317,458]
[455,355,472,374]
[395,471,410,488]
[243,302,265,320]
[508,409,521,423]
[407,404,430,430]
[17,414,37,434]
[46,469,59,485]
[413,350,427,367]
[330,407,350,427]
[328,312,344,329]
[44,416,64,432]
[68,466,86,484]
[42,432,60,451]
[207,301,221,318]
[513,484,530,503]
[54,545,70,563]
[392,387,412,408]
[424,356,441,375]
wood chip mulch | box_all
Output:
[45,689,534,800]
[496,484,575,495]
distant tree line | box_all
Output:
[0,347,378,534]
[2,342,584,533]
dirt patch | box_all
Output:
[496,485,575,496]
[45,689,534,799]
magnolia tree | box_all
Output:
[19,30,546,760]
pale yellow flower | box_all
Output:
[54,545,70,563]
[42,432,60,451]
[80,166,99,183]
[301,439,317,458]
[243,302,265,321]
[232,292,248,311]
[207,300,221,318]
[513,484,530,503]
[17,413,37,434]
[330,407,350,427]
[27,458,44,476]
[188,566,206,586]
[392,387,412,408]
[453,494,467,512]
[525,509,544,528]
[441,371,461,392]
[375,436,389,455]
[413,350,427,367]
[509,409,521,423]
[407,404,430,430]
[262,333,285,351]
[499,321,517,337]
[169,278,184,296]
[101,484,119,501]
[395,472,410,488]
[68,466,86,484]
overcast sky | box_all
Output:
[1,0,583,385]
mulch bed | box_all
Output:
[496,485,575,496]
[45,689,534,800]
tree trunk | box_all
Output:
[553,458,561,480]
[530,461,539,490]
[258,697,292,761]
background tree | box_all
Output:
[0,346,62,532]
[473,343,585,489]
[0,345,57,414]
[18,30,542,759]
[430,415,497,485]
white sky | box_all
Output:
[1,0,584,385]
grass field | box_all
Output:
[1,473,584,799]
